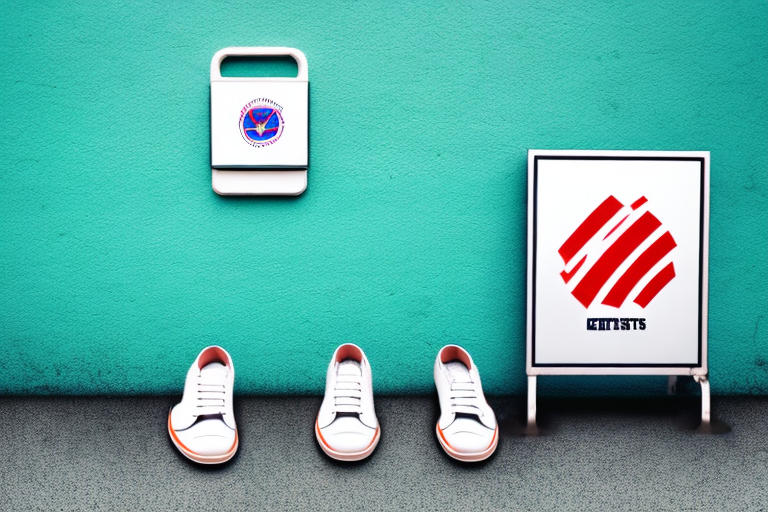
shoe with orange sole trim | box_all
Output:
[434,345,498,462]
[315,344,380,461]
[168,346,238,464]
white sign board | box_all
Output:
[527,150,709,375]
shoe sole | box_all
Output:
[435,422,498,462]
[315,418,380,462]
[167,410,239,464]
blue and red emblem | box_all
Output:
[239,98,284,147]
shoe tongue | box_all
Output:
[200,361,228,378]
[338,359,362,377]
[445,361,471,384]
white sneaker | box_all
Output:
[434,345,498,462]
[315,344,380,461]
[168,346,238,464]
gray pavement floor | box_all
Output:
[1,394,766,511]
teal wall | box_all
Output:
[1,1,766,396]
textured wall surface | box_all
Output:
[1,1,766,396]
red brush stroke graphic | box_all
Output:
[634,262,676,308]
[560,255,587,284]
[602,232,677,307]
[560,197,676,309]
[558,195,623,265]
[603,215,629,240]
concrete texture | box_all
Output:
[1,1,767,395]
[1,395,766,511]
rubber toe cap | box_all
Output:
[174,418,236,456]
[442,417,495,453]
[319,417,376,453]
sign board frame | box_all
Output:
[525,150,711,431]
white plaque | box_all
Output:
[210,47,308,196]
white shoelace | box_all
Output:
[445,362,483,417]
[333,361,362,414]
[193,364,228,417]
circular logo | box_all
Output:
[239,98,284,147]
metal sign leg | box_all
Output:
[694,374,711,428]
[526,375,538,435]
[667,375,678,395]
